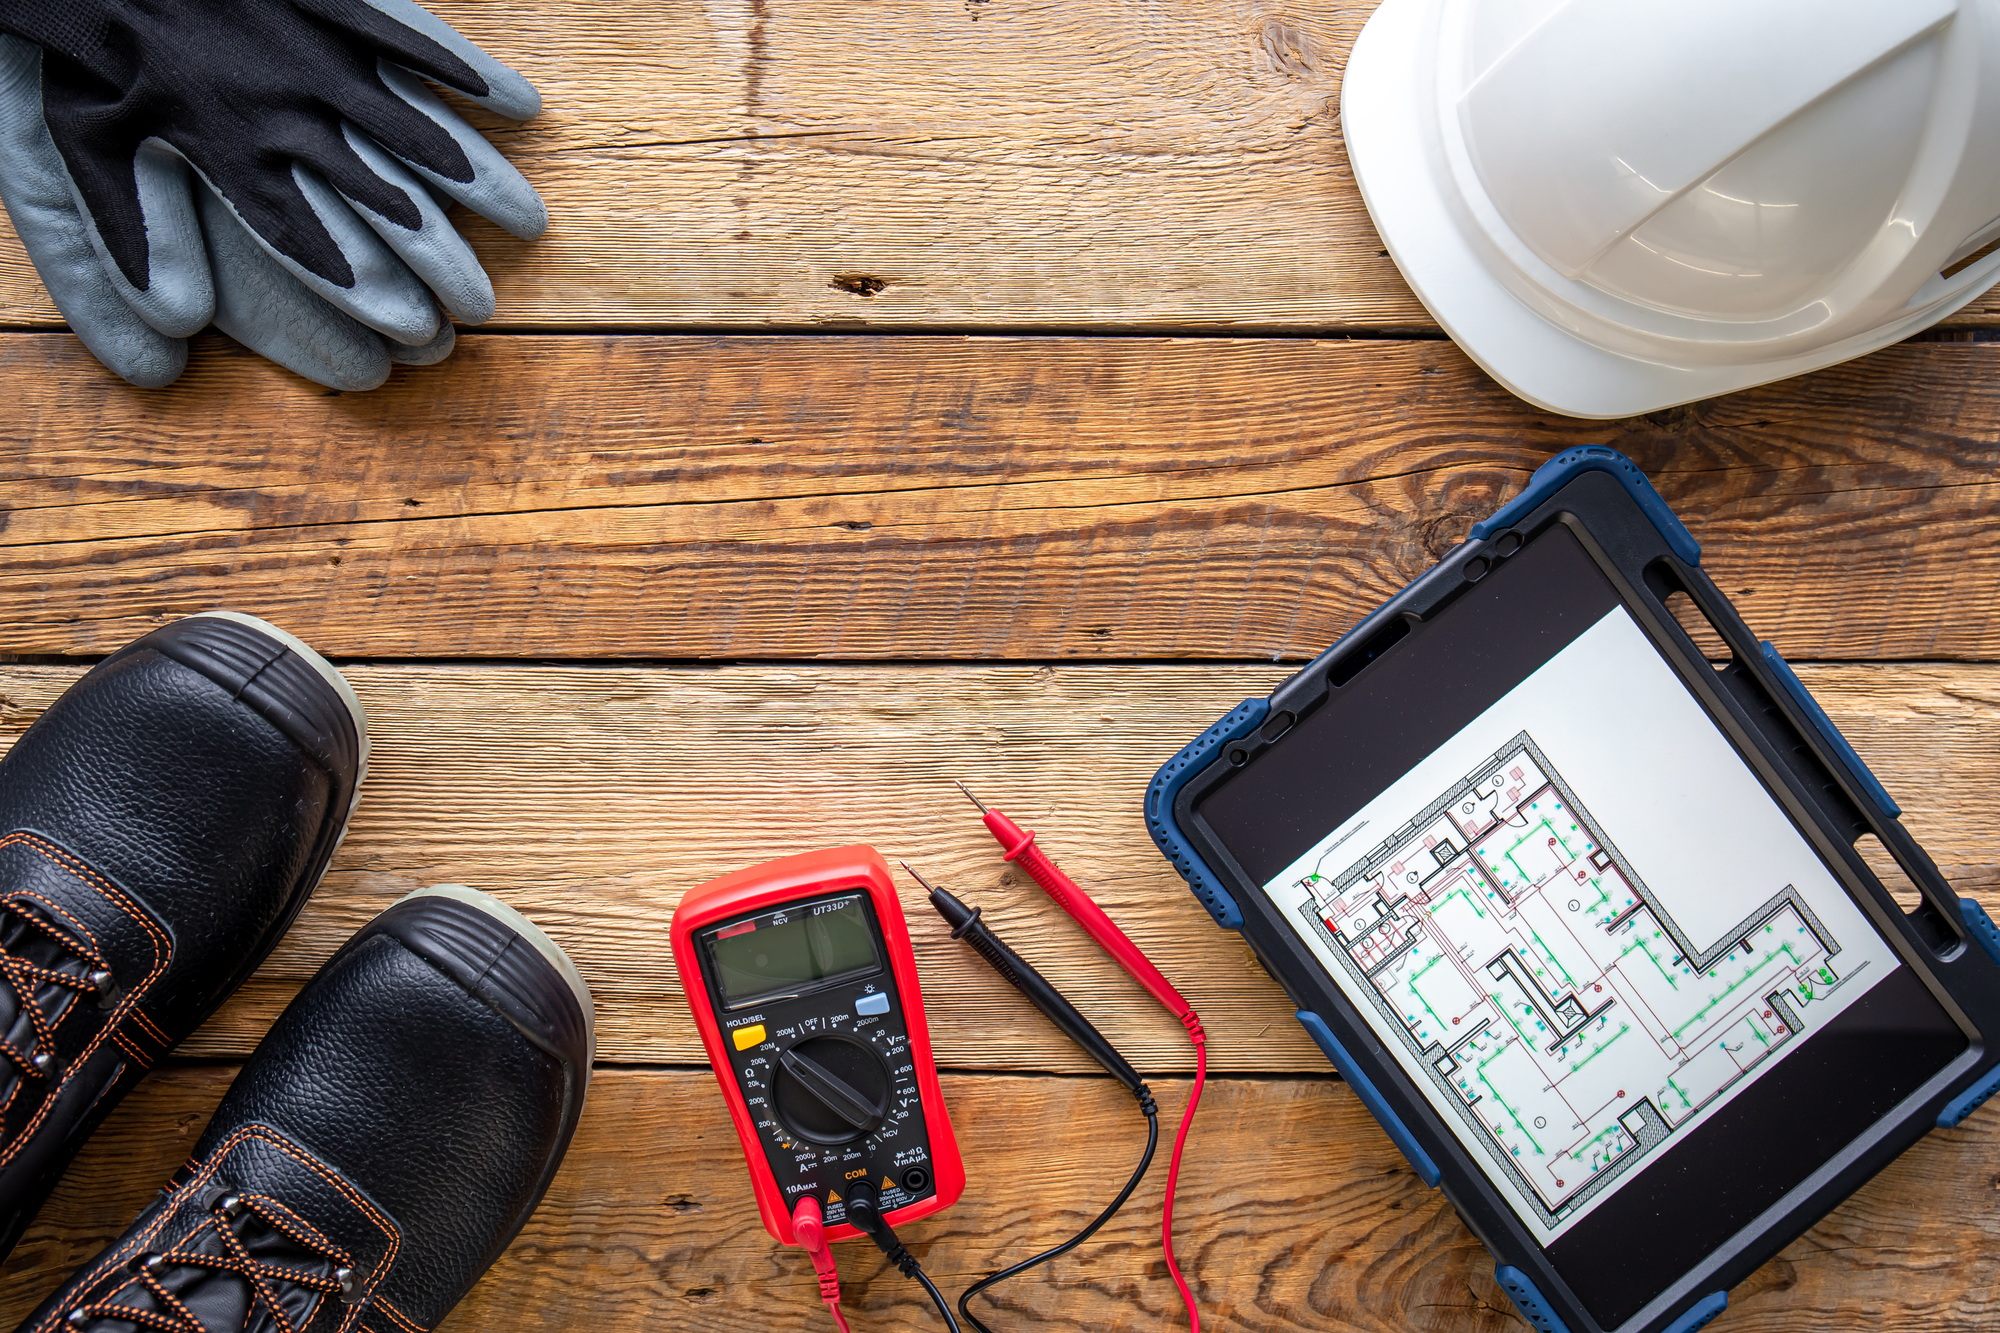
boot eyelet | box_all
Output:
[336,1266,359,1302]
[65,1311,89,1327]
[30,1051,55,1076]
[141,1253,165,1274]
[89,971,120,1009]
[217,1194,246,1219]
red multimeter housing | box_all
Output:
[672,846,964,1246]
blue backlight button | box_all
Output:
[855,992,891,1017]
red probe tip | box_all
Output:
[952,779,990,814]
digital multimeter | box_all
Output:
[671,846,965,1246]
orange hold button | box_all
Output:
[732,1024,767,1051]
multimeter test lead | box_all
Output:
[844,1177,962,1333]
[906,864,1161,1333]
[952,782,1208,1333]
[789,1196,851,1333]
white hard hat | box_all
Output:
[1343,0,2000,419]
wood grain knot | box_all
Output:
[1257,18,1321,79]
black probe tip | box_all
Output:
[905,863,981,936]
[925,883,1146,1097]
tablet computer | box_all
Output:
[1145,447,2000,1333]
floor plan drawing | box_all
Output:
[1297,731,1862,1233]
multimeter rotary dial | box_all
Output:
[742,1022,921,1158]
[772,1034,893,1145]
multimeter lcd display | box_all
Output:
[1193,525,1966,1326]
[705,896,882,1009]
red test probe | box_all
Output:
[791,1196,851,1333]
[954,781,1206,1333]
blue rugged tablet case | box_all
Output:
[1145,446,2000,1333]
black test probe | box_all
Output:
[842,1178,963,1333]
[904,864,1160,1333]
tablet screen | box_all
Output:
[1193,525,1965,1325]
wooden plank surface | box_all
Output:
[2,660,1991,1071]
[5,1,1998,334]
[3,1066,1996,1333]
[4,333,2000,661]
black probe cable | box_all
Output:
[955,1093,1156,1333]
[907,865,1162,1333]
[845,1177,963,1333]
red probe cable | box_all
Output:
[792,1196,852,1333]
[956,782,1206,1333]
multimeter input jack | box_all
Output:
[900,1166,931,1194]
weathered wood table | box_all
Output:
[1,3,1997,1329]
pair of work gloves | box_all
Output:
[0,0,545,390]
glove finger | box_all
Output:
[199,184,394,392]
[378,63,547,240]
[99,140,213,337]
[205,163,441,345]
[359,0,542,119]
[340,127,494,323]
[24,124,217,337]
[387,311,455,365]
[0,37,187,386]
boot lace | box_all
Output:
[65,1190,359,1333]
[0,897,115,1080]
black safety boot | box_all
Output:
[16,886,594,1333]
[0,612,365,1263]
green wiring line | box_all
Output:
[1403,953,1450,1033]
[1670,943,1800,1039]
[1623,933,1681,989]
[1527,926,1578,990]
[1568,1023,1630,1073]
[1427,885,1488,920]
[1475,1064,1546,1155]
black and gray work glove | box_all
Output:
[0,0,546,389]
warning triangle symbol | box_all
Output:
[827,1190,841,1202]
[882,1176,897,1190]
